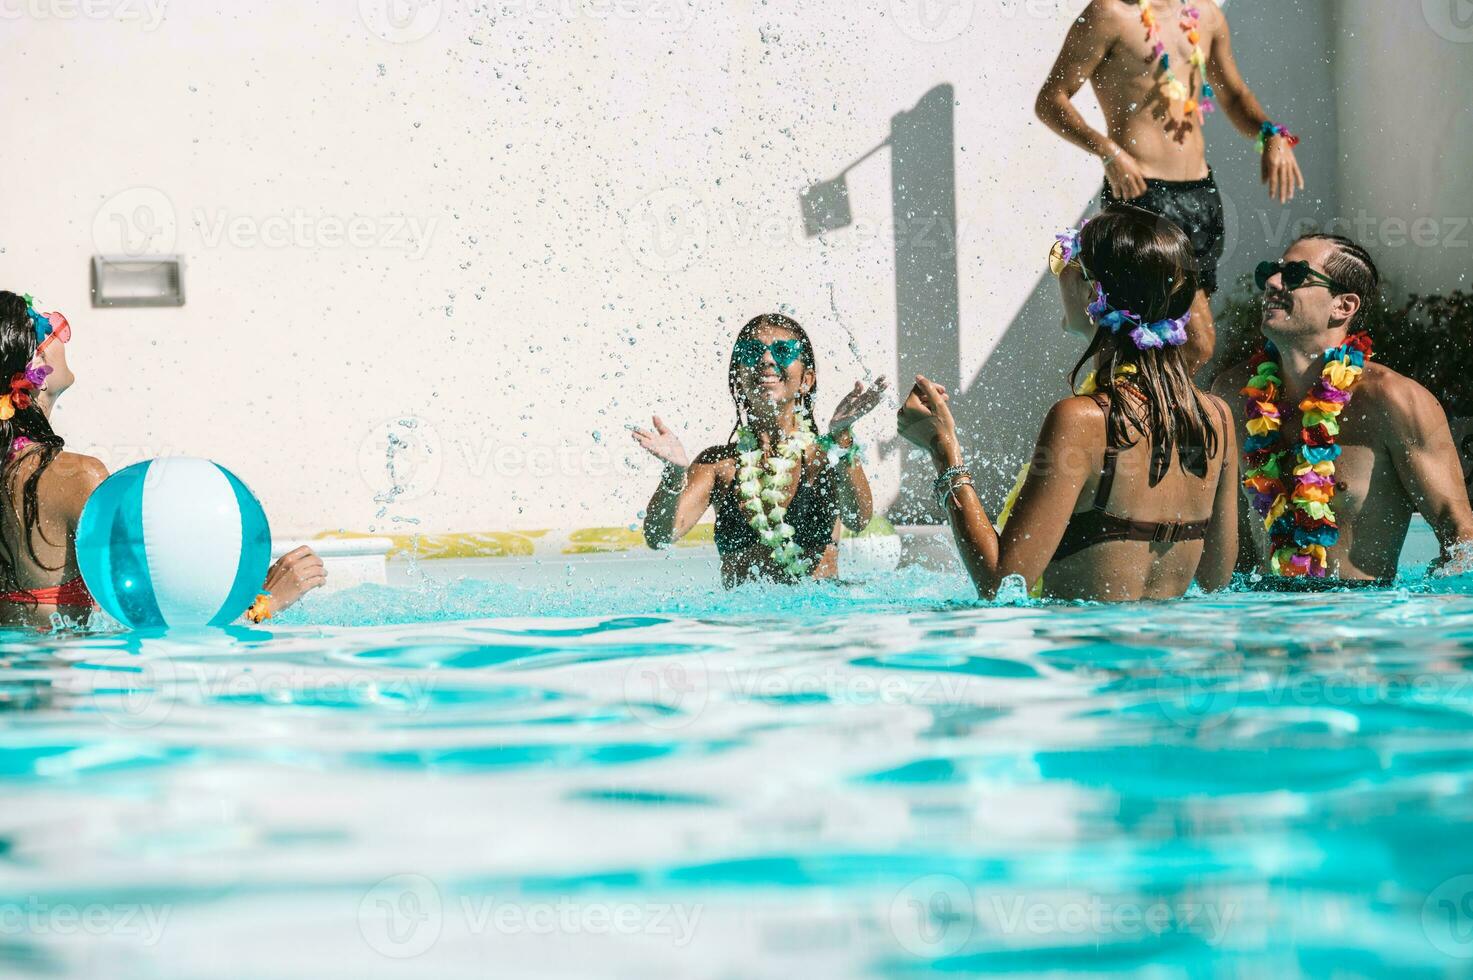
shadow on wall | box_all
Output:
[803,84,1082,519]
[802,0,1339,521]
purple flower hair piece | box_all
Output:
[1088,282,1192,352]
[23,364,51,387]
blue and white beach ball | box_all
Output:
[77,457,272,630]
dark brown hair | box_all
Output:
[726,313,818,439]
[0,291,66,598]
[1295,232,1381,331]
[1069,205,1219,482]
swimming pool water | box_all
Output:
[4,567,1473,977]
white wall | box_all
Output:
[2,0,1344,535]
[1334,0,1473,298]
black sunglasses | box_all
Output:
[1255,260,1347,294]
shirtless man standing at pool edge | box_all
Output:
[1211,234,1473,589]
[1036,0,1306,376]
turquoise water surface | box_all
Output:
[4,566,1473,977]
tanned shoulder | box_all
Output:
[1210,359,1254,408]
[691,445,738,468]
[1357,363,1448,446]
[1079,0,1134,34]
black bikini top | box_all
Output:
[1052,396,1223,564]
[713,453,836,558]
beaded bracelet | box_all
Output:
[818,434,864,470]
[933,466,973,509]
[1257,121,1300,154]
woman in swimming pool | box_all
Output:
[899,205,1238,601]
[0,291,326,629]
[635,313,887,586]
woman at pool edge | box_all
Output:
[899,205,1239,601]
[0,291,326,629]
[634,313,888,586]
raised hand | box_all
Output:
[897,376,958,458]
[829,376,890,435]
[262,546,327,615]
[1262,139,1305,205]
[630,415,690,469]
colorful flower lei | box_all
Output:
[1138,1,1215,124]
[1256,121,1300,155]
[735,407,819,578]
[1088,281,1192,351]
[1241,333,1373,577]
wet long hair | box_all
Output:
[726,313,818,441]
[0,291,66,594]
[1069,205,1219,482]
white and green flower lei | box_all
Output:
[735,407,820,578]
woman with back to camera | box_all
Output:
[0,291,325,629]
[634,313,887,586]
[899,205,1238,601]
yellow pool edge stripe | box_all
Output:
[317,517,898,560]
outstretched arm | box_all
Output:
[1385,381,1473,569]
[827,377,888,532]
[1202,2,1304,204]
[899,378,1093,597]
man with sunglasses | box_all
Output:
[1037,0,1306,377]
[1210,235,1473,587]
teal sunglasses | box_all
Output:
[733,338,805,372]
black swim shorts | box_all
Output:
[1101,170,1226,296]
